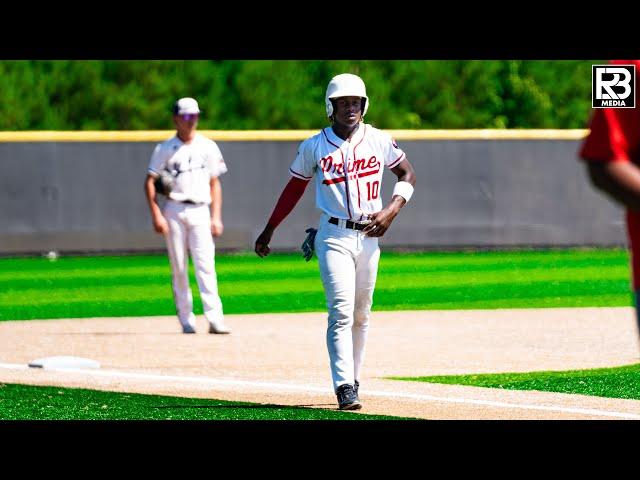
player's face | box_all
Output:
[333,96,363,127]
[174,113,199,133]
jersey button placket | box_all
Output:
[349,143,364,224]
[345,145,354,223]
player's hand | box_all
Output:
[255,227,274,257]
[153,215,169,235]
[211,219,224,237]
[362,207,399,237]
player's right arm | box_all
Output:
[145,144,169,235]
[580,107,640,211]
[255,139,315,257]
[254,177,310,257]
[144,174,169,234]
[587,162,640,211]
[580,59,640,211]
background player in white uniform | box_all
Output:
[254,74,417,410]
[144,97,231,334]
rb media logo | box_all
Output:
[592,64,636,108]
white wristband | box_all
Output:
[392,181,414,203]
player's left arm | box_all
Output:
[363,158,417,237]
[210,176,223,237]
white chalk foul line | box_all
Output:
[1,362,639,419]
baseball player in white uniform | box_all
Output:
[254,74,417,410]
[144,97,231,335]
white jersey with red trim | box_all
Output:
[148,133,228,205]
[289,123,406,222]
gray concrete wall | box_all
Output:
[0,138,626,255]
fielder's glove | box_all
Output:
[154,170,174,196]
[301,227,318,262]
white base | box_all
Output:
[28,356,101,370]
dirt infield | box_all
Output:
[2,307,640,419]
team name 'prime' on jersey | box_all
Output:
[289,124,406,222]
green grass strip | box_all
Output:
[0,248,633,320]
[0,383,410,420]
[390,363,640,400]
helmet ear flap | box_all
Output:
[361,98,367,116]
[326,98,335,118]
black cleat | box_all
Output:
[354,380,360,397]
[336,384,362,410]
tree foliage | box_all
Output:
[0,60,599,130]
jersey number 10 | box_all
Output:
[366,181,379,201]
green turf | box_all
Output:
[390,363,640,400]
[0,248,633,320]
[0,383,410,420]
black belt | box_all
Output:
[180,200,199,205]
[329,217,367,231]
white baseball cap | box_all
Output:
[173,97,201,115]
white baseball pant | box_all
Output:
[163,200,224,330]
[315,213,380,392]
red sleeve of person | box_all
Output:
[580,60,640,164]
[579,60,640,292]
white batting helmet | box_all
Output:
[325,73,369,118]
